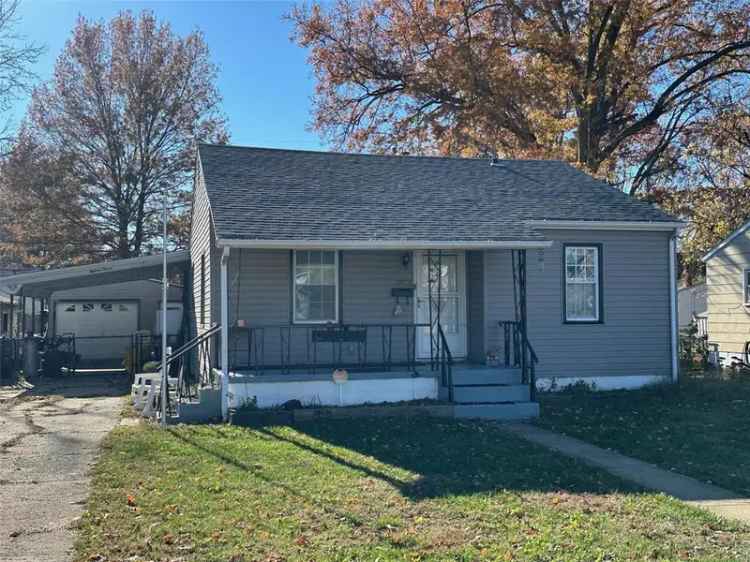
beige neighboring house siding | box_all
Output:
[706,231,750,353]
[190,166,214,334]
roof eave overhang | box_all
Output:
[527,220,684,231]
[216,238,554,250]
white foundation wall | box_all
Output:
[537,374,669,391]
[227,376,438,409]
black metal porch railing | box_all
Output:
[499,320,539,400]
[155,324,221,414]
[436,324,454,400]
[229,323,446,377]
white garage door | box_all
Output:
[55,301,139,363]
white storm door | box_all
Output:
[415,251,467,359]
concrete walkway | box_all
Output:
[504,423,750,524]
[0,374,127,562]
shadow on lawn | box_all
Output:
[173,417,638,500]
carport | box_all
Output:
[0,251,190,371]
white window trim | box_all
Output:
[564,245,601,323]
[292,250,340,324]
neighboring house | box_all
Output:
[192,144,682,420]
[702,220,750,361]
[0,252,188,369]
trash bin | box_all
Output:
[23,337,41,378]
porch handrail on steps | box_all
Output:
[499,320,539,401]
[161,323,222,369]
[436,324,454,401]
[155,323,222,416]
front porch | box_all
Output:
[152,247,540,423]
[212,247,539,419]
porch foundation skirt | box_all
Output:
[226,371,439,409]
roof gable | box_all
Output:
[702,218,750,262]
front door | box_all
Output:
[415,251,467,359]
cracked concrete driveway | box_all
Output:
[0,373,129,562]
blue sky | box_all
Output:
[12,0,325,150]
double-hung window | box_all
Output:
[744,269,750,305]
[564,244,602,322]
[293,250,338,323]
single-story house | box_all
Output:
[192,143,682,420]
[702,219,750,362]
[0,252,189,369]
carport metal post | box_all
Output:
[161,191,169,428]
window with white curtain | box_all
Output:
[293,250,338,323]
[564,245,601,322]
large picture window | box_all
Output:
[564,245,602,322]
[293,250,338,323]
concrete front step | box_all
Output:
[453,384,530,404]
[173,387,221,423]
[454,402,540,420]
[452,367,521,386]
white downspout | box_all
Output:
[220,246,231,420]
[669,233,679,383]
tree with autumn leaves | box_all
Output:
[0,10,227,265]
[291,0,750,282]
[291,0,750,194]
[1,2,750,280]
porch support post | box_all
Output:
[31,298,36,336]
[518,250,531,399]
[220,246,231,421]
[21,295,26,336]
[669,233,679,383]
[9,295,14,338]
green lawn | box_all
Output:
[76,417,750,562]
[538,374,750,496]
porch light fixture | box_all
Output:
[402,252,411,268]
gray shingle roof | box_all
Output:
[197,144,676,243]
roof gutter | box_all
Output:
[216,239,554,250]
[527,220,684,231]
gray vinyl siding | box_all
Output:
[190,169,214,334]
[485,229,672,379]
[225,250,416,368]
[341,251,414,324]
[706,232,750,352]
[466,251,485,362]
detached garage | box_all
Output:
[0,252,190,369]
